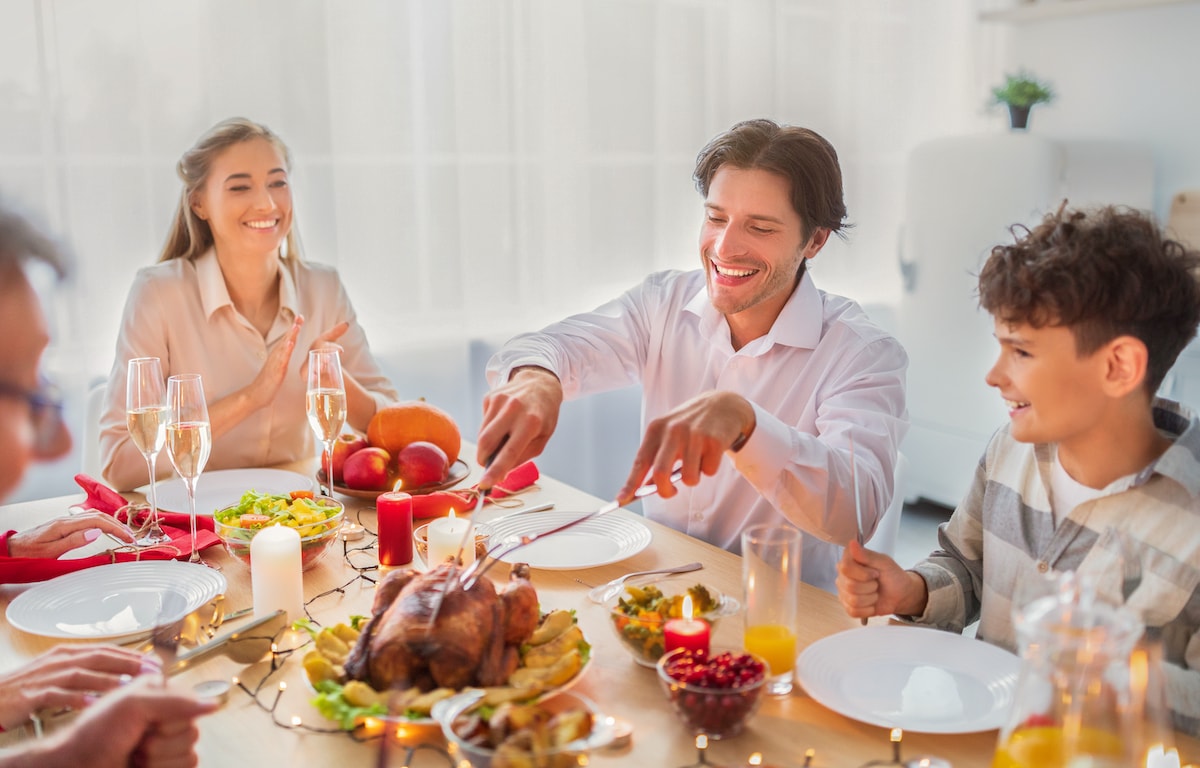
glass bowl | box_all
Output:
[213,496,344,570]
[603,576,740,667]
[656,646,768,739]
[431,689,616,768]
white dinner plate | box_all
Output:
[795,625,1019,734]
[483,511,652,570]
[150,468,316,516]
[6,561,226,641]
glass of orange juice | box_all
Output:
[741,524,801,696]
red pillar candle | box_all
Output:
[664,595,711,655]
[377,491,413,566]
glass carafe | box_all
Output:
[993,577,1144,768]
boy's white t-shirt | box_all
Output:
[1049,446,1109,526]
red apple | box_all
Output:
[342,446,392,491]
[396,441,450,489]
[330,433,369,483]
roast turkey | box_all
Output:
[344,561,539,691]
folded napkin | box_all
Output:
[76,474,217,533]
[0,475,222,583]
[410,460,539,519]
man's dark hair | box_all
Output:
[979,203,1200,395]
[693,118,849,247]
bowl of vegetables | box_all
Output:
[604,577,740,667]
[432,689,616,768]
[214,490,344,570]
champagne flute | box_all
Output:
[126,357,170,545]
[165,374,213,566]
[306,349,346,496]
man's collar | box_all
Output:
[686,271,823,351]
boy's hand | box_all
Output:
[836,540,929,620]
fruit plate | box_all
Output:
[302,610,592,730]
[319,459,470,500]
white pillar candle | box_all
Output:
[426,511,475,566]
[251,524,304,620]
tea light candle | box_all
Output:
[376,492,413,566]
[426,511,474,566]
[1146,745,1182,768]
[341,521,365,541]
[663,595,710,655]
[250,524,304,620]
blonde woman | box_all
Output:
[99,118,397,491]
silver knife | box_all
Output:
[849,434,868,626]
[168,610,289,675]
[460,469,683,591]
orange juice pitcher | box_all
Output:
[993,574,1144,768]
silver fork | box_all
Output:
[1119,530,1142,604]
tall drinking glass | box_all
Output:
[165,374,212,566]
[742,524,802,696]
[126,357,170,545]
[306,349,346,496]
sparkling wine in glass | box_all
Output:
[306,349,346,495]
[166,374,213,566]
[126,357,170,545]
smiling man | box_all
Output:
[476,119,908,590]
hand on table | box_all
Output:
[616,390,754,504]
[836,539,929,620]
[477,367,563,490]
[7,511,135,559]
[27,676,216,768]
[0,645,158,730]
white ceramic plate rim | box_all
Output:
[149,468,316,515]
[795,625,1019,734]
[483,511,652,570]
[6,561,226,641]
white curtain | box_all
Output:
[1,0,976,501]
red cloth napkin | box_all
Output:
[410,460,539,519]
[0,477,221,583]
[76,474,216,532]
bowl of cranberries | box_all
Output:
[656,646,767,739]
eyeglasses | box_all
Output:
[0,376,65,454]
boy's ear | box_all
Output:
[1103,335,1149,397]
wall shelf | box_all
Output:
[981,0,1198,22]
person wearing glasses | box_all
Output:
[97,117,399,492]
[0,198,216,765]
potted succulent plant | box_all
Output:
[991,70,1055,130]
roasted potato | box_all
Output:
[527,609,573,645]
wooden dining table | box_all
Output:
[1,459,1196,767]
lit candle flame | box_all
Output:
[392,477,404,492]
[447,509,457,521]
[682,594,694,622]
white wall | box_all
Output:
[991,3,1200,220]
[3,0,969,503]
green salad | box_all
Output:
[214,489,340,540]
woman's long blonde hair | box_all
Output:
[158,117,302,263]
